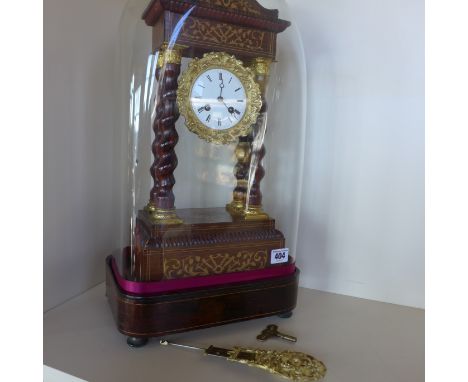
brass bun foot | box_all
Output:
[226,202,269,221]
[145,204,183,225]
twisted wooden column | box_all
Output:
[226,137,251,215]
[145,43,185,224]
[227,57,271,220]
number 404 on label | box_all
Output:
[270,248,289,264]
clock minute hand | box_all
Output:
[222,101,239,120]
[218,73,224,98]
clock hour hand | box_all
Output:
[197,104,211,113]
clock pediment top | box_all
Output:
[195,0,277,17]
[143,0,290,33]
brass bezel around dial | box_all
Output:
[177,52,262,145]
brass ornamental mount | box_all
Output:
[156,42,187,67]
[160,339,327,382]
[237,205,270,220]
[144,204,184,225]
[177,52,262,145]
[250,56,272,77]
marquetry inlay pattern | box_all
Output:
[164,250,268,278]
[178,17,273,55]
[198,0,262,15]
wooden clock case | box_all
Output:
[106,0,300,347]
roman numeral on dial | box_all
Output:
[206,114,211,122]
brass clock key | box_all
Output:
[257,324,297,343]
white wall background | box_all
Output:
[44,0,424,310]
[44,0,127,311]
[289,0,424,308]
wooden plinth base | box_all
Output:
[106,256,299,342]
[133,207,287,282]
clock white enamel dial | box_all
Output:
[190,68,247,131]
[177,52,262,145]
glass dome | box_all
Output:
[111,0,307,290]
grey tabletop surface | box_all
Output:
[44,284,424,382]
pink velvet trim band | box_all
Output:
[111,257,296,296]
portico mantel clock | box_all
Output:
[106,0,302,348]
